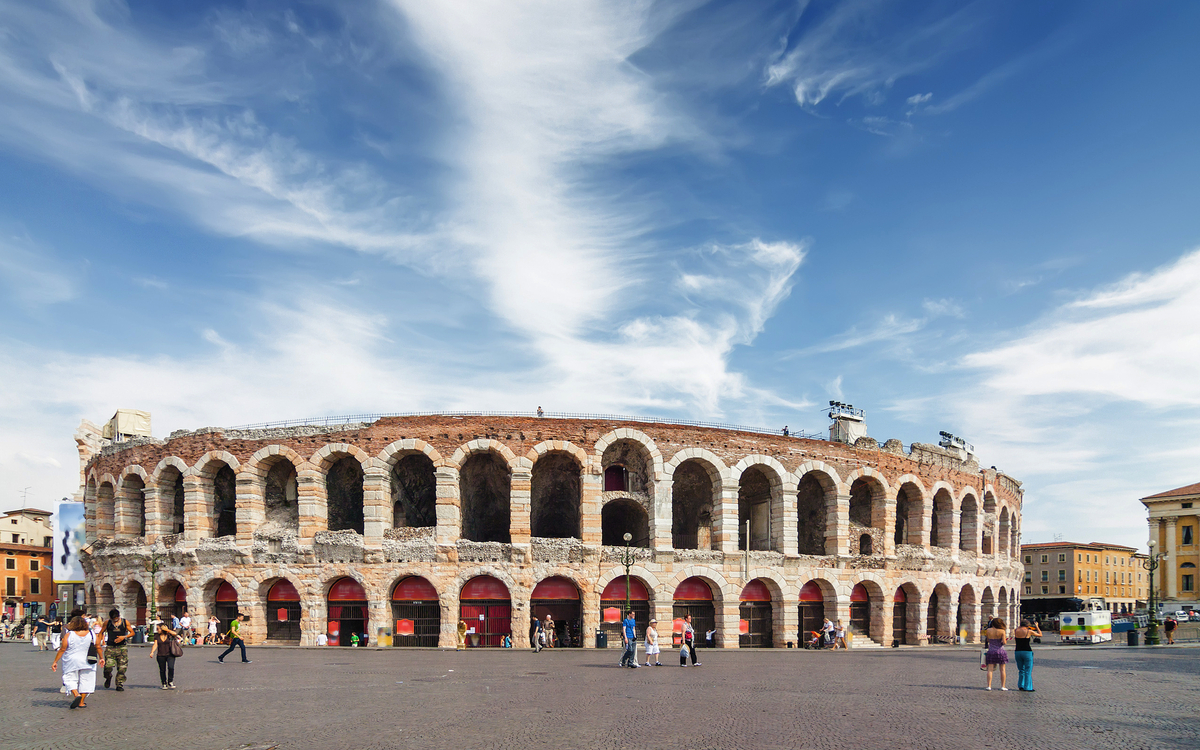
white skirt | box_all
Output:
[645,643,660,655]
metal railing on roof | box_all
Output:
[226,410,823,440]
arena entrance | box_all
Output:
[214,581,239,636]
[392,576,440,648]
[798,580,825,644]
[739,579,773,648]
[327,578,368,646]
[531,576,582,648]
[266,579,301,643]
[892,587,908,645]
[849,583,871,641]
[673,577,716,647]
[160,582,187,622]
[460,576,511,647]
[600,576,650,646]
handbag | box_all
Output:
[979,647,987,670]
[86,633,99,665]
[167,636,184,657]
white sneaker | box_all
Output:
[1000,687,1009,691]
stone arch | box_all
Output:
[596,565,664,597]
[958,583,979,642]
[379,440,442,532]
[795,464,840,556]
[601,498,649,547]
[733,457,786,552]
[378,439,444,468]
[96,478,116,539]
[153,457,189,536]
[668,567,731,604]
[958,491,979,553]
[308,444,371,535]
[893,580,923,646]
[451,565,524,602]
[525,439,588,468]
[929,582,955,642]
[593,428,663,480]
[893,479,925,548]
[930,484,954,549]
[848,575,887,644]
[191,452,241,538]
[798,576,840,638]
[449,439,518,470]
[117,466,149,538]
[458,447,512,543]
[998,506,1011,557]
[664,447,729,478]
[670,457,722,550]
[530,450,583,539]
[243,447,305,535]
[846,469,888,555]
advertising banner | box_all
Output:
[53,501,86,583]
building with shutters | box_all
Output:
[76,413,1022,648]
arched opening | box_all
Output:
[266,579,301,643]
[894,483,922,548]
[1010,521,1019,560]
[97,482,115,538]
[981,587,996,630]
[997,588,1009,628]
[459,576,511,648]
[460,452,511,543]
[739,579,773,648]
[600,576,650,645]
[326,457,365,534]
[859,533,873,555]
[892,587,908,645]
[392,454,437,529]
[959,494,978,553]
[122,475,147,538]
[158,467,185,535]
[213,465,237,538]
[796,472,830,556]
[98,583,115,609]
[531,576,582,648]
[601,499,649,547]
[601,439,652,496]
[738,466,774,551]
[124,581,147,626]
[673,577,716,648]
[848,477,884,555]
[930,488,952,548]
[391,576,440,648]
[959,584,978,643]
[981,492,997,555]
[158,581,187,622]
[998,508,1011,557]
[927,590,940,642]
[263,458,299,532]
[798,580,829,643]
[327,577,368,646]
[849,583,872,642]
[530,452,582,539]
[213,581,239,636]
[672,460,716,550]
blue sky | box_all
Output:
[2,1,1198,551]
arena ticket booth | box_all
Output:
[214,581,239,636]
[266,579,301,643]
[798,581,824,643]
[673,577,715,647]
[328,578,369,647]
[531,576,582,648]
[739,579,773,647]
[849,583,871,640]
[600,577,650,646]
[392,576,440,648]
[459,576,511,647]
[892,588,908,645]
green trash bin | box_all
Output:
[1127,629,1139,647]
[595,630,608,649]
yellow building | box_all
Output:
[1020,542,1147,615]
[1141,481,1200,608]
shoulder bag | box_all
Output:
[86,632,99,665]
[168,637,184,658]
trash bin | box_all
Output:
[1127,629,1139,647]
[595,630,608,649]
[132,626,146,644]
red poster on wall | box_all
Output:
[277,608,288,622]
[739,619,750,634]
[396,619,415,636]
[602,607,622,623]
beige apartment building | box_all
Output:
[1020,541,1147,616]
[1141,481,1200,609]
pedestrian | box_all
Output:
[822,617,835,647]
[51,613,103,709]
[207,615,219,644]
[50,616,63,651]
[619,609,639,668]
[834,620,847,650]
[34,614,50,651]
[532,615,544,652]
[1013,620,1041,692]
[983,617,1010,691]
[536,406,544,418]
[217,613,251,664]
[680,614,700,666]
[782,425,789,437]
[316,632,328,646]
[456,618,468,650]
[543,614,556,648]
[150,618,181,689]
[645,618,662,666]
[1164,616,1177,645]
[179,610,192,641]
[102,608,133,691]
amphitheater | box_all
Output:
[77,412,1023,649]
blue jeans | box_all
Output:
[1015,650,1033,691]
[619,639,637,667]
[219,638,247,662]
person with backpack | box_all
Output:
[217,613,251,663]
[618,609,639,668]
[102,608,133,691]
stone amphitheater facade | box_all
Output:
[78,415,1023,649]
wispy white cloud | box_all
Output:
[0,233,76,306]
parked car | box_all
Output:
[1189,611,1200,622]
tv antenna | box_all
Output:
[1053,533,1063,542]
[20,487,32,507]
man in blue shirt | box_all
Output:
[619,610,639,668]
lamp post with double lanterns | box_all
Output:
[1143,541,1168,645]
[621,532,634,614]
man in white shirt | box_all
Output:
[179,612,192,639]
[316,633,328,646]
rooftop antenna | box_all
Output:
[1053,533,1063,543]
[20,487,32,508]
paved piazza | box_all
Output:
[2,642,1195,750]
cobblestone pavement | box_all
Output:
[2,641,1196,750]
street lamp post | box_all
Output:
[1143,541,1167,645]
[622,532,633,615]
[146,551,163,631]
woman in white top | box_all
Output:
[207,615,219,644]
[644,619,661,666]
[51,615,103,709]
[834,620,847,650]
